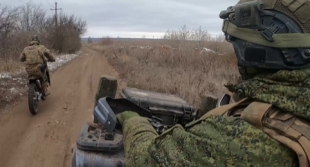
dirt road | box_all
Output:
[0,46,126,167]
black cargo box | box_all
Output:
[120,87,196,126]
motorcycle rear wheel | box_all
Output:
[28,83,39,115]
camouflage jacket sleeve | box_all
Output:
[39,45,55,62]
[19,50,26,62]
[122,115,298,167]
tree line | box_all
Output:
[0,2,87,61]
[162,25,229,54]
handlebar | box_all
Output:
[93,97,165,133]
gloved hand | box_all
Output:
[224,83,236,93]
[116,111,140,126]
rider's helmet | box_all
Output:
[219,0,310,80]
[29,35,40,46]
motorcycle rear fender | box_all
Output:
[28,76,42,90]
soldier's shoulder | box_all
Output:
[37,45,50,51]
[24,45,38,50]
[37,44,47,48]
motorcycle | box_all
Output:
[27,62,51,115]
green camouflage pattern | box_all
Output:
[118,0,310,165]
[24,64,44,78]
[120,112,298,167]
[20,44,55,78]
[119,68,308,166]
[20,44,55,96]
[20,45,55,64]
[233,69,310,121]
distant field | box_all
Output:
[81,37,164,43]
[88,37,239,108]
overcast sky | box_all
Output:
[2,0,238,38]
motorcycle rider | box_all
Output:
[20,35,55,97]
[107,0,310,166]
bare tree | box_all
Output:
[88,37,93,43]
[0,5,20,60]
[18,2,46,33]
[210,34,226,54]
[0,2,87,62]
[191,26,211,48]
[45,13,87,53]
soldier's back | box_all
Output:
[23,45,43,65]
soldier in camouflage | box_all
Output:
[115,0,310,166]
[20,36,55,97]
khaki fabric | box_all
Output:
[200,99,310,167]
[237,0,310,32]
[20,44,55,79]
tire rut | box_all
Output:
[0,46,127,167]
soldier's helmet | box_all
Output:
[30,35,40,45]
[219,0,310,79]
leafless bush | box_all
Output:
[44,13,87,53]
[88,37,93,43]
[162,25,232,54]
[0,5,20,60]
[100,36,113,45]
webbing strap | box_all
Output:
[198,98,250,120]
[263,110,310,166]
[240,101,271,128]
[263,128,309,167]
[222,20,310,48]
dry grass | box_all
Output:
[0,60,24,73]
[0,54,63,73]
[90,39,240,109]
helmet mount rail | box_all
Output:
[219,0,310,71]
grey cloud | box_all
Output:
[1,0,238,37]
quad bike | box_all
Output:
[27,63,51,115]
[71,75,231,167]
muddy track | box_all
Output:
[0,46,126,167]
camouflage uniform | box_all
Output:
[117,74,306,166]
[20,37,55,95]
[115,0,310,166]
